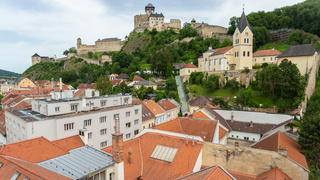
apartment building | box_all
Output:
[5,93,142,149]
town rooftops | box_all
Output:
[102,130,203,180]
[157,100,178,111]
[0,137,70,163]
[237,11,251,33]
[155,117,219,142]
[133,75,146,81]
[134,80,157,85]
[0,155,71,180]
[142,100,164,115]
[38,145,114,179]
[116,73,129,79]
[209,46,233,56]
[253,49,281,57]
[213,109,292,124]
[132,98,156,122]
[226,120,277,134]
[277,44,316,58]
[181,63,198,69]
[177,165,236,180]
[255,167,292,180]
[189,95,212,107]
[51,135,84,151]
[250,130,308,170]
[173,63,186,69]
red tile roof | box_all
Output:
[155,117,217,142]
[251,131,308,170]
[111,79,123,86]
[210,46,233,56]
[255,167,292,180]
[206,103,222,109]
[73,89,85,98]
[181,63,198,69]
[0,110,6,135]
[253,49,281,57]
[132,98,155,122]
[77,83,96,89]
[142,100,164,115]
[133,75,146,82]
[102,132,203,180]
[0,155,71,180]
[157,100,178,111]
[0,137,69,163]
[52,135,84,151]
[227,170,256,180]
[178,165,235,180]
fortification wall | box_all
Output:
[202,142,309,180]
[77,40,124,55]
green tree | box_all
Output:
[226,79,239,92]
[203,75,220,92]
[111,62,121,74]
[88,52,93,58]
[166,63,173,77]
[165,77,177,93]
[257,64,280,98]
[95,75,113,95]
[63,47,77,56]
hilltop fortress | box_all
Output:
[134,3,181,32]
[76,37,126,55]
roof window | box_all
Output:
[150,145,178,162]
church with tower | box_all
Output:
[134,3,181,32]
[198,10,253,72]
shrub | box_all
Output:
[252,65,261,69]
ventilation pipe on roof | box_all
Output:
[51,78,54,91]
[231,112,234,122]
[250,121,253,127]
[59,78,62,91]
[186,135,188,145]
[128,146,133,164]
[192,137,194,147]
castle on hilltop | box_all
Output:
[31,53,55,65]
[76,37,126,55]
[134,3,181,32]
[190,19,228,39]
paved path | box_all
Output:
[175,75,189,114]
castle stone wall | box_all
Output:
[77,39,124,55]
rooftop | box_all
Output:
[134,81,157,85]
[277,44,316,58]
[102,131,203,180]
[209,46,233,56]
[177,165,236,180]
[157,100,178,111]
[181,63,198,69]
[142,100,164,115]
[250,131,308,170]
[253,49,281,57]
[133,75,146,82]
[132,98,156,122]
[189,95,212,107]
[38,145,114,179]
[51,135,84,151]
[237,11,251,33]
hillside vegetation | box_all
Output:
[0,69,21,79]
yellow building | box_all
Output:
[198,10,253,72]
[252,49,281,65]
[276,44,318,75]
[179,63,198,82]
[13,77,35,88]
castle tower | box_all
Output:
[232,10,253,70]
[77,38,82,49]
[145,3,155,15]
[31,53,41,66]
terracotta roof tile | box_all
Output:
[255,167,292,180]
[155,117,217,142]
[142,100,164,115]
[253,49,281,57]
[209,46,233,56]
[133,75,146,82]
[52,135,84,151]
[0,155,72,180]
[227,170,256,180]
[251,131,308,170]
[157,100,177,111]
[111,79,123,86]
[0,137,69,163]
[77,83,96,89]
[102,132,203,180]
[181,63,198,69]
[73,89,85,98]
[132,98,156,122]
[178,165,235,180]
[204,106,232,131]
[206,103,222,109]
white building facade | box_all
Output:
[5,94,142,149]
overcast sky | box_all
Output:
[0,0,304,73]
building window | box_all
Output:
[101,101,106,107]
[243,51,246,57]
[88,132,93,139]
[55,107,60,112]
[188,70,190,73]
[84,119,92,127]
[263,58,266,61]
[126,133,131,139]
[135,109,139,114]
[86,102,94,107]
[231,135,234,137]
[247,51,250,57]
[236,136,239,138]
[126,111,130,117]
[100,128,107,135]
[124,98,129,104]
[126,122,131,128]
[114,114,119,120]
[64,123,74,131]
[244,137,249,140]
[100,116,106,123]
[71,104,78,112]
[100,141,107,148]
[11,172,21,180]
[270,57,273,61]
[134,129,139,135]
[253,138,255,141]
[134,119,139,125]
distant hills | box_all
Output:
[0,69,21,79]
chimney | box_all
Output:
[112,116,124,180]
[79,129,88,145]
[250,121,253,127]
[51,78,54,91]
[186,135,188,145]
[128,146,133,164]
[189,114,194,120]
[235,142,239,147]
[59,78,62,91]
[192,137,194,147]
[231,112,234,122]
[278,145,287,157]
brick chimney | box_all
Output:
[231,112,234,122]
[112,117,124,180]
[128,146,133,164]
[250,121,253,127]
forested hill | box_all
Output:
[0,69,21,79]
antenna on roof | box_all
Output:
[243,4,245,11]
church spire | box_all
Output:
[237,9,251,33]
